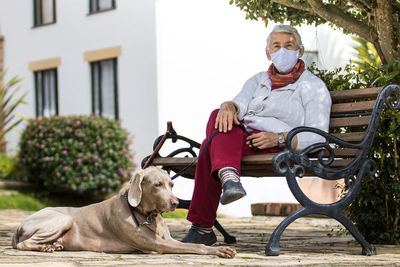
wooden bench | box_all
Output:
[142,83,400,256]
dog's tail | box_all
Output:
[12,226,22,248]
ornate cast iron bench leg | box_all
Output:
[267,154,378,256]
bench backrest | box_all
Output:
[328,87,381,159]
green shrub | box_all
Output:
[18,115,135,195]
[0,153,19,180]
[308,58,400,244]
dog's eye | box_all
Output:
[155,182,163,187]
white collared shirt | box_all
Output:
[232,70,332,151]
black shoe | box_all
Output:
[181,229,217,246]
[220,180,247,205]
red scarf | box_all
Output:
[268,59,305,90]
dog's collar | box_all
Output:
[124,191,153,227]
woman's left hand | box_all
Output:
[246,132,278,150]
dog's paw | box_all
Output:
[214,246,236,258]
[52,242,64,251]
[40,244,55,253]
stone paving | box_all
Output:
[1,209,400,266]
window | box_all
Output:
[89,0,116,13]
[34,68,58,117]
[303,51,319,68]
[33,0,56,26]
[91,58,119,120]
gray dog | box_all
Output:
[12,167,236,258]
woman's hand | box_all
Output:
[215,101,241,133]
[246,132,279,150]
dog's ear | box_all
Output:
[127,170,144,207]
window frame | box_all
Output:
[90,58,119,120]
[34,68,59,117]
[33,0,57,27]
[88,0,116,14]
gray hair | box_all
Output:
[266,25,303,51]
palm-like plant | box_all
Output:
[352,36,382,72]
[0,71,27,152]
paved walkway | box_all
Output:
[1,209,400,266]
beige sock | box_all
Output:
[218,167,240,186]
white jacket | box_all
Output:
[232,70,331,151]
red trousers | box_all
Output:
[187,109,281,227]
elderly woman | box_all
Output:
[181,25,331,245]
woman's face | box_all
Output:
[266,32,304,60]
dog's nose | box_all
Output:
[171,197,179,207]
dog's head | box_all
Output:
[124,167,179,214]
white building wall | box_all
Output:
[0,0,158,165]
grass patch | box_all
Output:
[0,192,46,211]
[0,186,109,211]
[162,208,188,219]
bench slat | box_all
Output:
[151,148,359,170]
[331,132,365,142]
[331,100,375,114]
[329,115,371,128]
[330,87,382,102]
[151,156,354,178]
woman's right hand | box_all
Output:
[215,101,241,133]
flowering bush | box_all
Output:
[18,115,135,195]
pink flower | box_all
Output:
[113,173,118,178]
[83,176,88,181]
[101,187,106,192]
[94,162,99,167]
[116,180,121,185]
[49,133,53,137]
[92,143,97,148]
[76,158,82,164]
[101,175,105,180]
[38,125,43,129]
[39,133,43,138]
[125,155,131,161]
[87,152,91,157]
[76,121,81,126]
[94,155,99,160]
[108,179,112,184]
[96,140,101,145]
[63,150,68,155]
[79,141,84,146]
[67,120,71,124]
[63,166,69,171]
[37,116,42,121]
[40,144,45,149]
[56,172,61,177]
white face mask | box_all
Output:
[270,48,300,73]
